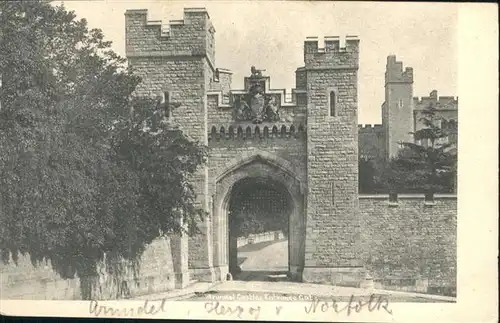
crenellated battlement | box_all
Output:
[125,8,215,67]
[209,68,233,97]
[359,193,456,207]
[385,55,413,84]
[208,123,306,141]
[303,35,360,69]
[358,124,383,132]
[413,90,458,109]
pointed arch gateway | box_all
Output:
[212,150,306,282]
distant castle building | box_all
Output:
[359,55,458,165]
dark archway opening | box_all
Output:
[228,177,292,281]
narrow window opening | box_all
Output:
[263,126,269,138]
[398,99,403,109]
[214,68,220,82]
[331,182,335,205]
[254,126,260,138]
[329,91,336,116]
[272,126,278,137]
[210,126,217,140]
[280,125,287,137]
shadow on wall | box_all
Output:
[0,238,176,300]
[233,270,290,282]
[359,194,457,297]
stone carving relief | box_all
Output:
[250,65,265,78]
[232,67,280,123]
[233,96,251,121]
[266,95,279,121]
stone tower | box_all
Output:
[125,8,217,285]
[301,36,364,285]
[382,55,414,159]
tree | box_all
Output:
[380,103,457,193]
[0,1,206,299]
[230,208,289,238]
[359,157,377,193]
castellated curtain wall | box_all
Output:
[0,195,456,299]
[359,194,457,294]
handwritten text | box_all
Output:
[89,299,168,317]
[204,301,261,320]
[304,294,393,316]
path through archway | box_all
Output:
[228,177,291,281]
[212,154,306,283]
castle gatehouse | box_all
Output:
[124,8,456,292]
[0,7,457,300]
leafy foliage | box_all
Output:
[379,104,457,193]
[0,1,206,299]
[228,181,290,238]
[230,210,289,238]
[359,157,383,193]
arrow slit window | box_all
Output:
[331,182,335,205]
[329,91,336,117]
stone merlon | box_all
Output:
[358,124,384,134]
[413,90,458,108]
[125,7,210,21]
[216,68,233,75]
[385,55,413,84]
[125,8,215,66]
[303,35,360,69]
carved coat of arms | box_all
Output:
[232,67,280,123]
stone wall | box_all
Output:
[304,37,360,69]
[208,137,307,187]
[0,238,176,300]
[383,55,414,159]
[206,92,307,126]
[295,68,307,89]
[413,90,458,111]
[358,124,385,161]
[302,36,361,285]
[125,8,215,282]
[125,8,215,68]
[211,148,306,281]
[237,231,285,248]
[382,58,459,161]
[413,90,458,146]
[304,69,361,270]
[385,55,413,83]
[359,194,457,292]
[209,68,232,102]
[0,258,80,300]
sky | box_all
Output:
[55,1,458,124]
